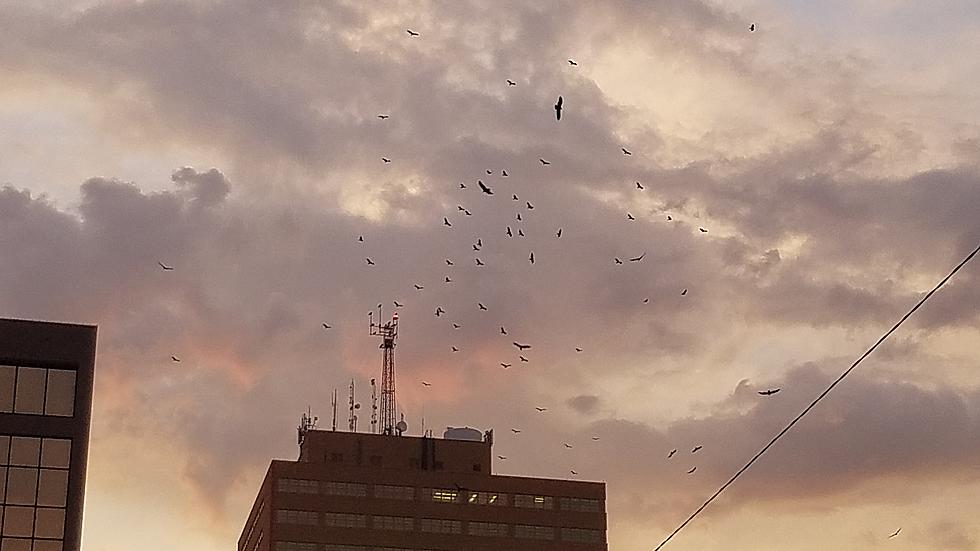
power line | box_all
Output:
[653,241,980,551]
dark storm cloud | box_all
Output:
[567,394,601,415]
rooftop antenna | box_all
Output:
[370,304,399,435]
[348,379,361,432]
[370,378,378,434]
[331,388,338,431]
[297,405,318,447]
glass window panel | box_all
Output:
[0,467,7,502]
[13,368,45,415]
[0,436,10,465]
[9,439,40,467]
[1,538,31,551]
[43,371,75,418]
[2,506,34,536]
[34,508,65,539]
[0,367,16,413]
[6,468,38,506]
[40,440,70,469]
[37,470,68,508]
[33,541,63,551]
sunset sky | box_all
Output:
[2,1,980,550]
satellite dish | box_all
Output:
[396,420,408,433]
[354,403,361,409]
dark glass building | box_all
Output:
[0,318,97,551]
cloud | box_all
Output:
[566,394,601,414]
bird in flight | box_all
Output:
[171,356,180,363]
[749,23,756,32]
[478,180,494,195]
[393,301,403,308]
[365,258,375,265]
[681,289,688,296]
[535,407,547,412]
[622,147,632,155]
[506,226,513,237]
[464,209,472,216]
[473,244,481,251]
[498,455,507,460]
[452,323,461,329]
[636,181,643,190]
[452,346,459,352]
[357,235,364,242]
[511,428,522,433]
[414,284,424,290]
[575,347,583,352]
[556,228,563,238]
[446,259,454,265]
[513,342,532,350]
[591,436,600,441]
[459,182,466,189]
[377,114,389,119]
[570,470,578,475]
[322,323,332,329]
[519,355,529,363]
[687,466,697,474]
[475,258,485,266]
[434,307,445,317]
[486,170,493,175]
[512,193,519,200]
[500,326,507,335]
[614,258,623,265]
[692,445,703,453]
[445,276,452,283]
[539,158,551,165]
[421,381,432,387]
[518,229,525,237]
[406,29,420,36]
[758,388,781,396]
[478,302,488,311]
[568,59,578,66]
[507,79,516,86]
[500,363,512,369]
[668,449,677,458]
[382,157,391,163]
[699,227,708,233]
[529,251,535,264]
[629,253,645,262]
[554,96,563,120]
[158,261,175,271]
[502,170,509,176]
[627,213,635,220]
[516,213,523,221]
[643,298,649,304]
[444,217,452,227]
[563,443,573,449]
[666,215,672,221]
[888,528,901,539]
[526,201,534,210]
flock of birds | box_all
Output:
[155,20,905,543]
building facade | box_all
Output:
[239,429,607,551]
[0,318,97,551]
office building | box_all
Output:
[0,318,97,551]
[238,427,607,551]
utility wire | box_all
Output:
[654,242,980,551]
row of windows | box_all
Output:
[0,506,65,539]
[0,538,63,551]
[0,438,71,470]
[273,510,603,541]
[0,435,71,549]
[0,367,76,418]
[242,501,264,551]
[276,478,602,513]
[278,544,437,551]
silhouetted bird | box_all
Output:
[749,23,756,32]
[519,356,529,362]
[889,528,901,539]
[507,79,516,86]
[506,226,513,237]
[365,258,375,265]
[444,217,452,227]
[453,323,461,329]
[667,215,672,221]
[592,436,600,441]
[377,114,389,119]
[473,244,480,251]
[643,298,649,304]
[622,147,632,155]
[500,363,512,368]
[575,347,583,352]
[529,251,535,264]
[464,210,472,216]
[517,213,523,221]
[554,96,563,120]
[500,326,507,335]
[502,170,509,176]
[511,428,521,433]
[158,261,174,271]
[636,181,643,189]
[421,381,432,386]
[614,258,623,265]
[445,276,452,283]
[357,235,364,242]
[486,170,493,175]
[556,228,563,237]
[568,59,578,66]
[475,258,485,266]
[382,157,391,163]
[478,302,488,311]
[627,213,635,220]
[414,284,424,290]
[629,253,645,262]
[322,323,332,329]
[498,455,507,460]
[535,407,547,412]
[478,180,493,195]
[406,29,420,36]
[513,342,532,350]
[460,183,466,189]
[692,445,702,453]
[435,307,445,317]
[457,205,465,211]
[539,158,551,165]
[526,201,534,210]
[687,467,697,474]
[570,470,578,475]
[668,449,677,458]
[681,288,688,296]
[446,259,454,265]
[563,443,573,449]
[452,346,459,352]
[699,227,708,233]
[518,229,525,237]
[512,194,519,200]
[171,356,180,362]
[477,238,482,247]
[393,301,403,308]
[758,388,781,396]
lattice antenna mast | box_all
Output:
[370,305,399,435]
[331,389,338,432]
[297,406,317,448]
[348,379,360,432]
[370,378,379,434]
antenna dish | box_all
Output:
[396,420,408,433]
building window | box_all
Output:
[420,518,461,534]
[463,491,507,506]
[275,509,318,526]
[513,494,553,510]
[514,524,555,540]
[276,543,317,551]
[372,515,414,531]
[321,481,367,497]
[560,496,603,512]
[323,512,367,528]
[251,531,263,551]
[0,435,70,548]
[0,367,76,417]
[428,489,458,503]
[562,527,604,543]
[277,478,319,494]
[373,484,415,500]
[243,501,265,551]
[467,521,509,537]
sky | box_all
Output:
[1,1,980,550]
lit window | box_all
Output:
[513,494,553,510]
[429,489,458,503]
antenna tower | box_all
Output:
[331,389,338,431]
[370,378,378,434]
[348,379,360,432]
[297,406,317,447]
[369,305,399,435]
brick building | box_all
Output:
[239,427,607,551]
